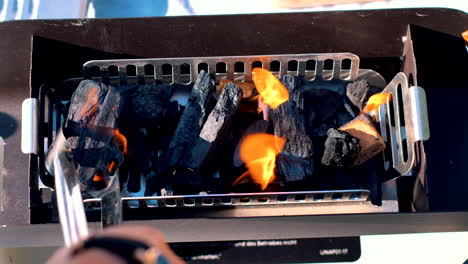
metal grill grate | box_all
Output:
[83,53,360,85]
[22,53,428,214]
[83,190,370,208]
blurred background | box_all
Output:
[0,0,467,21]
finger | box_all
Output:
[46,247,70,264]
[69,249,127,264]
[99,225,185,264]
[46,247,126,264]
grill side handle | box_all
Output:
[380,73,430,176]
[21,98,39,154]
[409,86,430,142]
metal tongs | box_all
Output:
[52,144,174,264]
[52,132,122,247]
[53,149,89,247]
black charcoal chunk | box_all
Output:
[172,169,204,194]
[271,75,313,158]
[321,128,360,167]
[63,80,124,188]
[151,100,182,150]
[132,84,173,120]
[186,82,243,169]
[304,90,349,138]
[346,79,370,111]
[153,168,204,195]
[158,70,214,171]
[122,83,174,128]
[276,153,314,182]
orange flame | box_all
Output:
[93,170,105,182]
[113,129,128,155]
[235,133,286,190]
[252,68,289,109]
[462,31,468,43]
[362,92,392,118]
[93,129,128,181]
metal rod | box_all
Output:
[53,152,89,247]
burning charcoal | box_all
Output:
[216,79,256,99]
[252,68,290,121]
[270,75,313,159]
[337,92,391,166]
[186,82,243,169]
[65,80,122,129]
[233,133,286,191]
[157,70,214,171]
[345,79,370,111]
[276,153,314,182]
[339,113,385,166]
[321,128,360,167]
[63,80,124,188]
[120,82,174,128]
[233,120,271,167]
[214,110,266,193]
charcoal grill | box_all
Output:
[19,51,430,226]
[1,10,467,252]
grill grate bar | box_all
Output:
[83,190,370,208]
[83,53,360,85]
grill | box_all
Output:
[20,50,430,225]
[0,8,466,255]
[82,54,428,177]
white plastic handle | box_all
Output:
[21,98,38,154]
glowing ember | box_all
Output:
[94,129,128,181]
[106,162,118,177]
[252,68,289,109]
[108,128,128,175]
[112,129,128,155]
[92,170,105,182]
[362,92,392,118]
[235,133,286,190]
[79,87,99,118]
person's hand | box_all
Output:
[47,225,185,264]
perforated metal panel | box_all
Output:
[83,53,360,85]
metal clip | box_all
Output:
[409,86,430,141]
[21,98,39,154]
